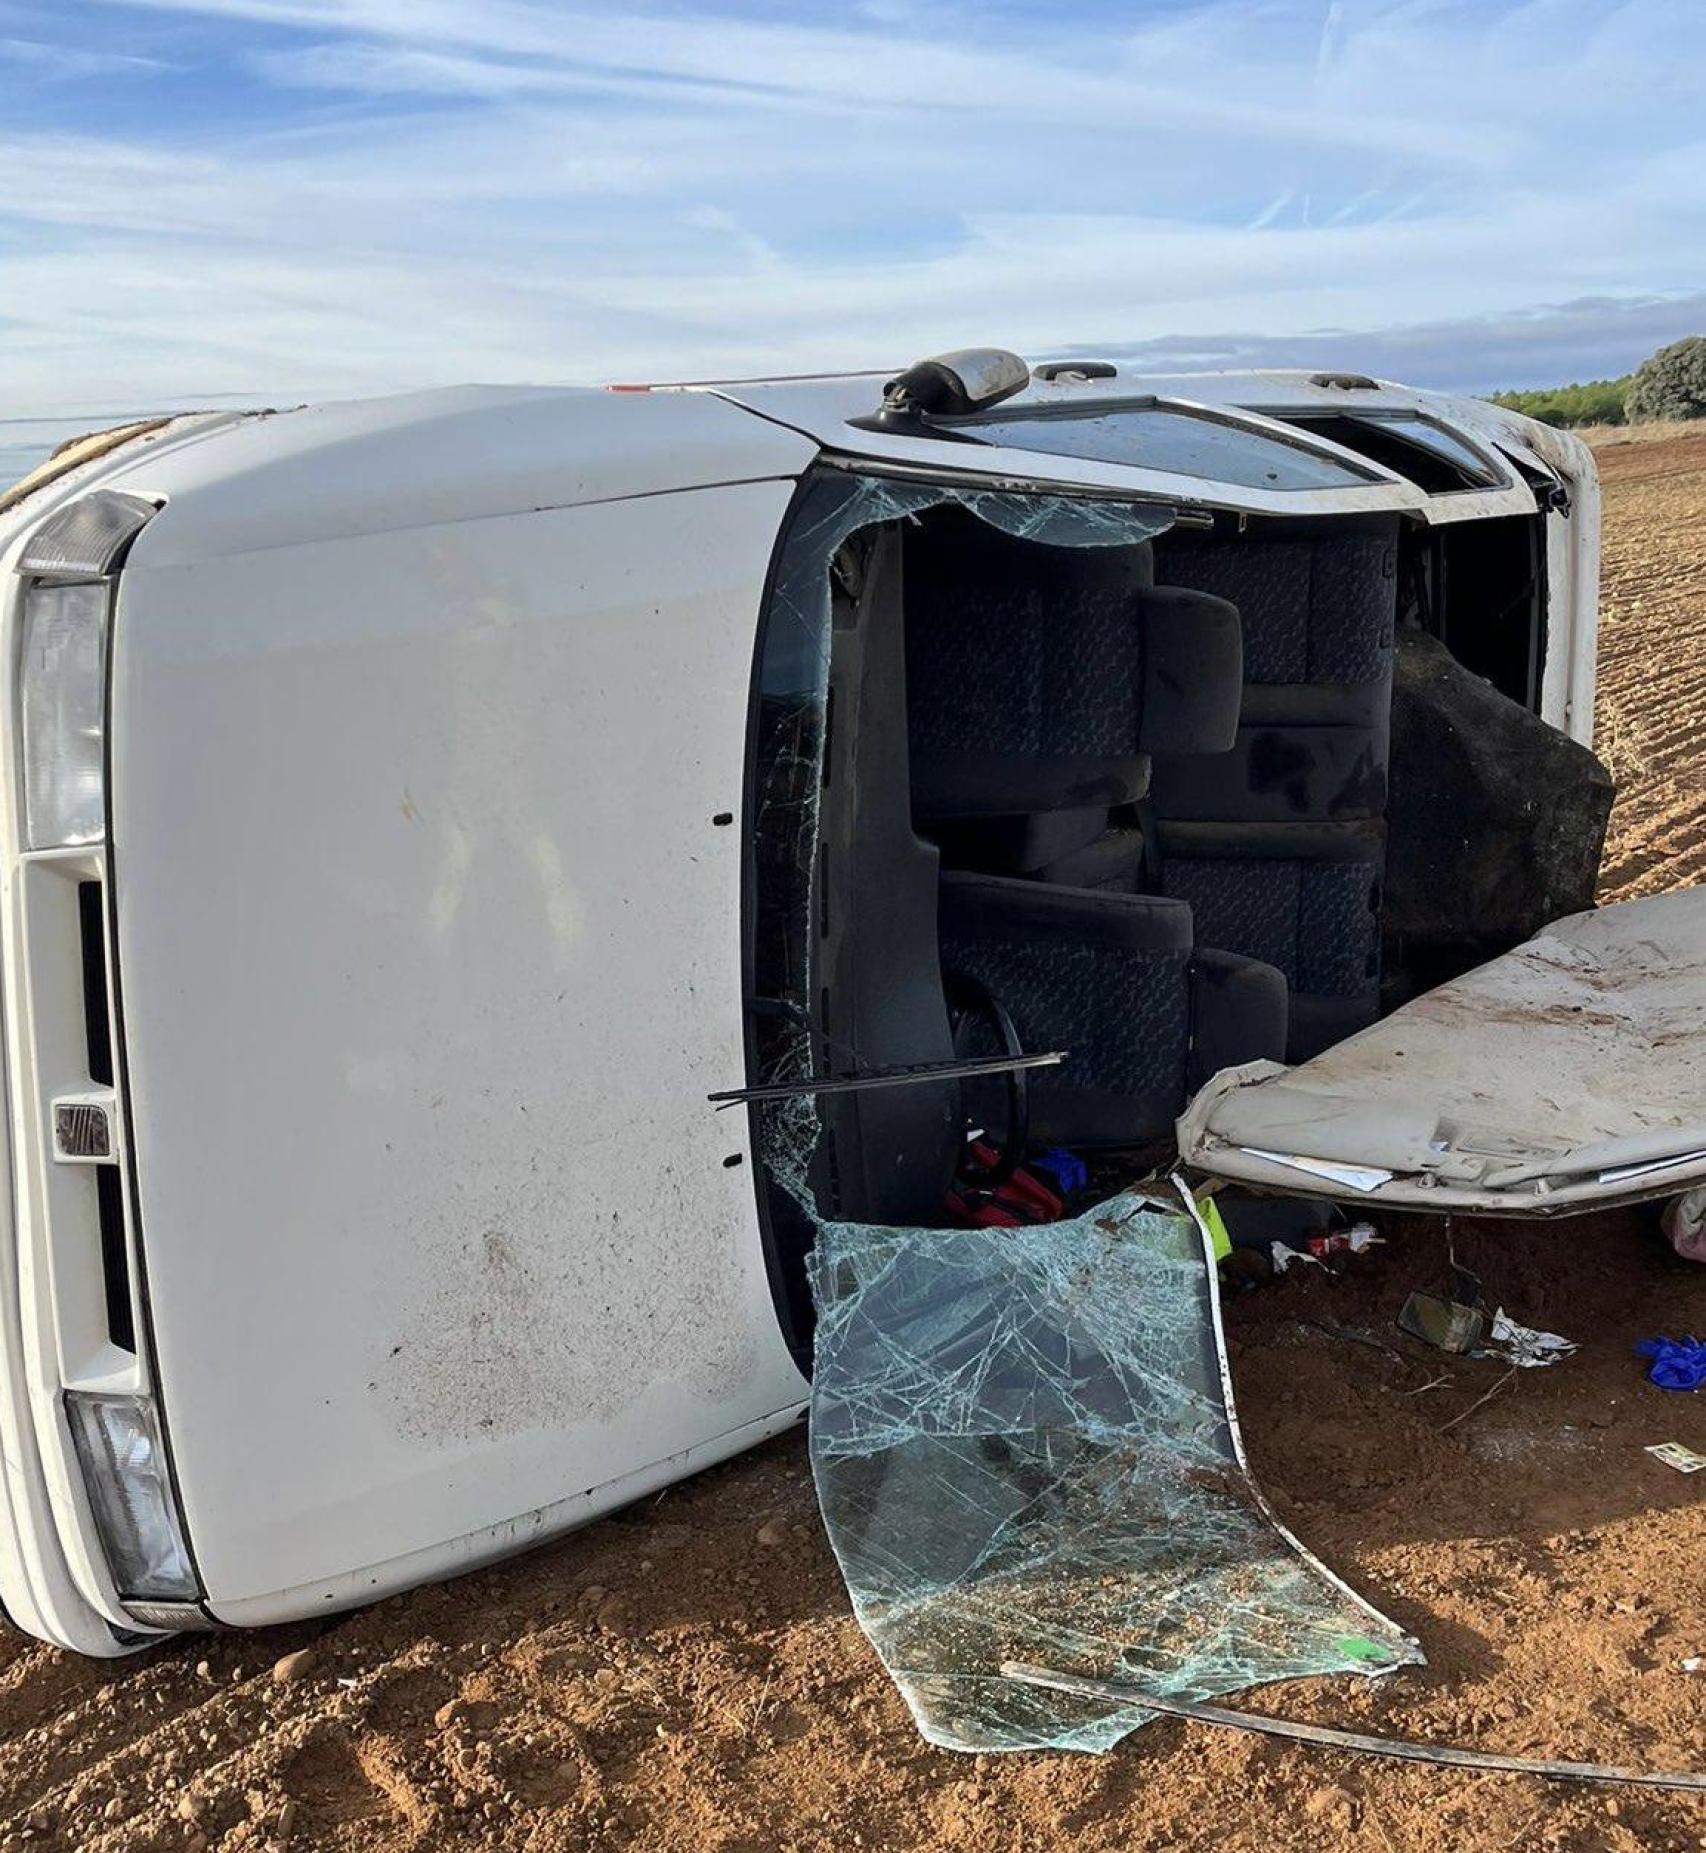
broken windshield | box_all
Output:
[807,1188,1421,1752]
[745,469,1178,1354]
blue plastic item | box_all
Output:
[1637,1335,1706,1392]
[1030,1146,1089,1196]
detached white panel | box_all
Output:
[109,482,807,1613]
[1180,887,1706,1216]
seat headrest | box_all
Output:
[1136,586,1243,757]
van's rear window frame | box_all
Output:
[1262,408,1512,495]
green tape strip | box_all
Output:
[1202,1197,1233,1264]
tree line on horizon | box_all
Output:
[1491,334,1706,428]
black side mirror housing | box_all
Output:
[874,348,1031,423]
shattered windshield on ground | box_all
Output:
[807,1191,1420,1753]
[747,469,1421,1753]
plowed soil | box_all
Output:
[1593,428,1706,902]
[2,432,1704,1853]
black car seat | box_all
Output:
[938,871,1288,1146]
[905,507,1249,811]
[1145,515,1400,1059]
[905,509,1288,1148]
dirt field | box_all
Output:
[2,433,1705,1853]
[1592,426,1706,903]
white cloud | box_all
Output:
[104,0,1522,162]
[0,35,169,75]
[2,0,1701,412]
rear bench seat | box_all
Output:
[1145,515,1400,1060]
[907,510,1288,1148]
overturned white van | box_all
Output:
[0,351,1669,1656]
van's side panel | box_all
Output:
[108,481,809,1614]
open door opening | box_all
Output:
[743,459,1624,1343]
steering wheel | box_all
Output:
[945,974,1030,1191]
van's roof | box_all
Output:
[6,363,1589,572]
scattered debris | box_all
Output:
[1272,1242,1328,1276]
[1681,1656,1704,1674]
[1645,1441,1706,1473]
[1200,1196,1234,1262]
[1636,1333,1706,1391]
[1251,1220,1386,1285]
[1660,1188,1706,1262]
[1030,1147,1089,1196]
[1311,1222,1383,1259]
[1397,1288,1484,1355]
[998,1662,1706,1793]
[1486,1309,1577,1369]
[945,1140,1067,1228]
[1395,1256,1572,1377]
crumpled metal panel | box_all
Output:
[807,1190,1422,1753]
[1177,885,1706,1217]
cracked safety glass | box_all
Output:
[807,1192,1422,1753]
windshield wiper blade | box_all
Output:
[708,1049,1066,1109]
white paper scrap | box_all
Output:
[1486,1308,1577,1368]
[1647,1442,1706,1474]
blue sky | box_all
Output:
[4,0,1705,416]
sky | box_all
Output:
[3,0,1706,421]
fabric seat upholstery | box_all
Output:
[904,513,1244,823]
[939,870,1287,1147]
[1145,518,1399,1060]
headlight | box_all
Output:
[21,581,109,850]
[15,488,156,851]
[64,1391,199,1603]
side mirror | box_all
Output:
[876,348,1031,422]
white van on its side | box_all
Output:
[0,351,1662,1657]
